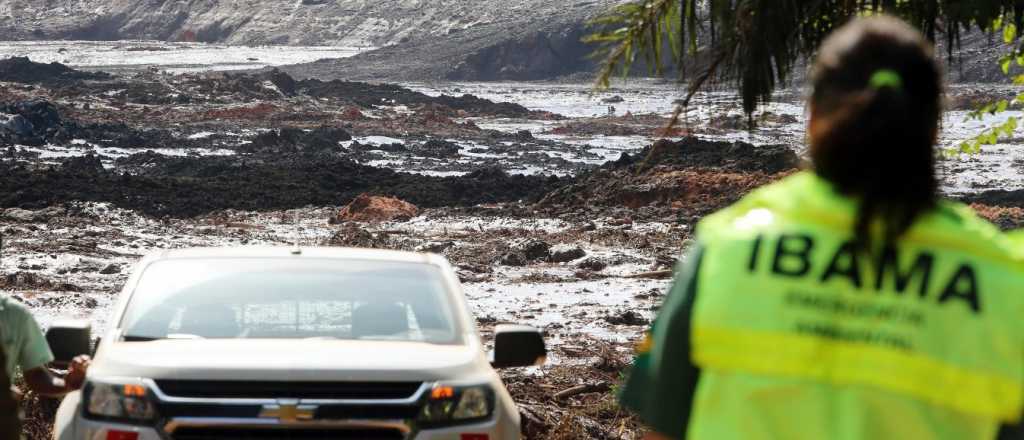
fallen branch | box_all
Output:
[623,269,673,279]
[554,382,612,401]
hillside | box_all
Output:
[0,1,1010,82]
[0,0,618,47]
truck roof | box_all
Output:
[153,246,441,265]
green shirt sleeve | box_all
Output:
[618,242,704,438]
[10,300,54,373]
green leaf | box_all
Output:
[1005,23,1018,43]
[997,99,1010,113]
[1004,116,1019,135]
[1001,54,1013,74]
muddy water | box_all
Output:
[0,40,370,73]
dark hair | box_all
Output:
[809,16,942,248]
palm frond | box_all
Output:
[587,0,1024,118]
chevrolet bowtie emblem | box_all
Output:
[260,402,317,422]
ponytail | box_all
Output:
[809,16,942,249]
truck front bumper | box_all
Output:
[63,410,518,440]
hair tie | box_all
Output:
[869,69,903,91]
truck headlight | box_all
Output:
[84,380,157,423]
[418,383,495,426]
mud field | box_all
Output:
[3,52,1024,439]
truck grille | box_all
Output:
[155,380,423,400]
[170,427,406,440]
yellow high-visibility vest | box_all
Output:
[688,171,1024,440]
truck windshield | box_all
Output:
[120,258,461,344]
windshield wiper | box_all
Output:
[122,335,160,342]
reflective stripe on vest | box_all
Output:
[693,171,1024,422]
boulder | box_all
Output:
[1,206,65,223]
[0,114,33,137]
[548,244,585,263]
[604,310,649,326]
[414,139,461,158]
[577,257,608,272]
[498,238,552,266]
[517,238,552,261]
[99,264,121,275]
[1,208,35,222]
[334,194,419,223]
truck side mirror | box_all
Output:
[491,324,546,368]
[46,320,91,368]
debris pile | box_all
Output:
[334,194,420,223]
[0,57,110,86]
[537,137,801,221]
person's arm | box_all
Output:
[22,355,90,398]
[14,302,90,397]
[618,243,705,440]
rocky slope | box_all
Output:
[0,1,1013,82]
[0,0,624,81]
[0,0,618,47]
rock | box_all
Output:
[517,238,551,261]
[0,100,64,146]
[0,114,33,137]
[498,251,529,267]
[414,139,461,158]
[0,57,109,86]
[601,95,624,103]
[304,127,353,151]
[99,264,121,275]
[604,310,649,326]
[2,208,36,222]
[548,244,585,263]
[606,217,633,227]
[498,238,552,266]
[416,241,455,254]
[246,126,351,154]
[1,207,64,223]
[577,257,608,272]
[334,193,419,223]
[0,272,82,292]
[261,68,297,96]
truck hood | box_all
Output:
[91,339,488,382]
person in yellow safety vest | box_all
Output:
[1009,230,1024,249]
[618,15,1024,440]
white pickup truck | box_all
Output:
[51,247,546,440]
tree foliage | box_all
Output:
[587,0,1024,116]
[950,16,1024,156]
